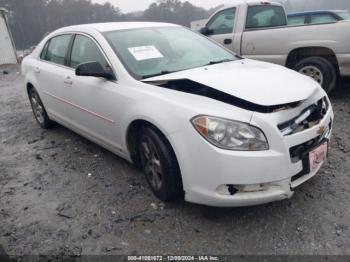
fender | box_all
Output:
[120,101,188,152]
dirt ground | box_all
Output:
[0,65,350,259]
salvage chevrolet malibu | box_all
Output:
[22,22,334,207]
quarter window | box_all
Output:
[70,35,108,69]
[42,34,71,65]
[207,8,236,35]
[40,41,50,60]
[246,5,287,29]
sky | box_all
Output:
[91,0,245,13]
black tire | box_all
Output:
[28,88,54,129]
[138,126,183,201]
[293,57,337,93]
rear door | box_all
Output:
[205,8,236,51]
[36,34,74,122]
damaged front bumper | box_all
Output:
[169,89,333,207]
[183,151,328,208]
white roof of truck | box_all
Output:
[221,1,282,9]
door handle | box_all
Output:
[34,67,40,74]
[64,76,73,85]
[223,39,232,45]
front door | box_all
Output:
[63,34,123,150]
[206,8,236,51]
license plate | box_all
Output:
[309,142,328,172]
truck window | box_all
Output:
[336,11,350,20]
[206,8,236,35]
[309,14,338,24]
[288,16,306,26]
[246,5,287,29]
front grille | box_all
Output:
[289,137,328,181]
[289,119,332,164]
[278,97,329,136]
[290,136,322,163]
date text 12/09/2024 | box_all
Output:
[127,255,219,261]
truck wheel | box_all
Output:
[293,57,337,93]
[138,126,183,202]
[28,88,54,129]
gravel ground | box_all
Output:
[0,65,349,259]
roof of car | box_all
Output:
[56,22,180,33]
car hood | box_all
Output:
[142,59,319,106]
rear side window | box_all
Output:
[246,5,287,29]
[310,14,337,24]
[288,16,306,26]
[207,8,236,35]
[70,35,108,69]
[42,35,71,65]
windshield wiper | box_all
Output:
[142,70,177,79]
[141,59,234,79]
[205,59,234,66]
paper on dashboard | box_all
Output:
[128,46,164,61]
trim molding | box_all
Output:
[43,91,115,124]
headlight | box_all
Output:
[191,116,269,151]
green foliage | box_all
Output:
[143,0,209,25]
[283,0,350,12]
[0,0,214,49]
[0,0,124,49]
[2,0,348,49]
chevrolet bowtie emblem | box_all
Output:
[317,125,326,136]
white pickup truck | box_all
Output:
[192,1,350,93]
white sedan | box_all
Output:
[22,22,333,207]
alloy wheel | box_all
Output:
[140,135,163,191]
[30,92,45,124]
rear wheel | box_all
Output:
[28,88,53,129]
[293,57,337,93]
[138,126,183,202]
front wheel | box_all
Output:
[138,126,183,202]
[293,57,337,93]
[28,88,54,129]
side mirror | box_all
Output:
[76,62,116,80]
[200,26,211,36]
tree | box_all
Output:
[10,0,350,49]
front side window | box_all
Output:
[42,34,71,65]
[70,35,108,69]
[207,8,236,35]
[246,5,287,29]
[104,27,238,80]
